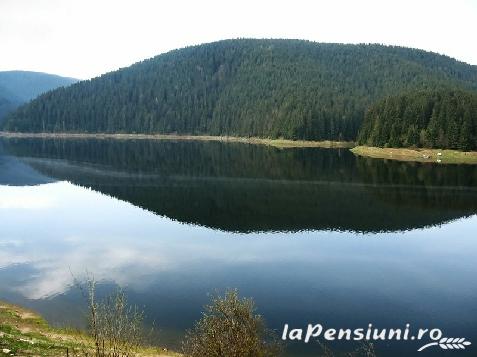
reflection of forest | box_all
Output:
[4,138,477,233]
[355,157,477,212]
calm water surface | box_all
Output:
[1,138,476,356]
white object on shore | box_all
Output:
[2,349,11,354]
[19,338,35,344]
[437,152,442,156]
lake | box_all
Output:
[1,138,476,356]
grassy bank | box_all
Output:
[0,131,355,149]
[351,146,477,164]
[0,301,180,357]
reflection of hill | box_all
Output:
[5,138,477,233]
[0,142,54,186]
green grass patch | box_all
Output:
[0,301,180,356]
[351,146,477,164]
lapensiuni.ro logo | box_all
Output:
[282,324,471,352]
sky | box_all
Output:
[0,0,476,80]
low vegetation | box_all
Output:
[0,301,86,356]
[0,300,177,357]
[351,146,477,164]
[182,289,283,357]
[1,288,380,357]
[82,278,149,357]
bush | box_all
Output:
[82,278,146,357]
[182,289,283,357]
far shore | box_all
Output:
[0,131,355,149]
[2,132,477,164]
[352,145,477,164]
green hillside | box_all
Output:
[3,39,477,141]
[357,89,477,150]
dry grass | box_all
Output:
[351,146,477,164]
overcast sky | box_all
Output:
[1,0,476,79]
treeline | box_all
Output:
[3,39,477,141]
[357,89,477,150]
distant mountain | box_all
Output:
[358,89,477,150]
[3,39,477,141]
[0,71,77,124]
[0,93,20,122]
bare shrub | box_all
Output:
[81,277,147,357]
[182,289,283,357]
[318,340,377,357]
[347,342,377,357]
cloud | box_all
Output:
[0,185,58,209]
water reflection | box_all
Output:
[1,180,476,353]
[0,144,52,186]
[3,138,477,232]
[1,138,477,356]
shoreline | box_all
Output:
[0,300,180,356]
[2,132,476,164]
[0,131,355,149]
[351,146,477,164]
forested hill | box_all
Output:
[357,89,477,150]
[0,71,77,124]
[3,39,477,141]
